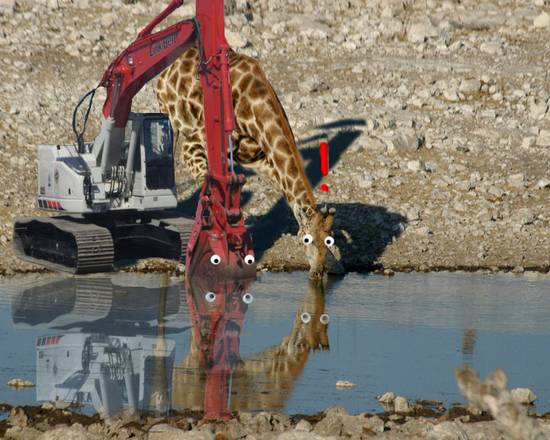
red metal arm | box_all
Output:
[99,0,255,277]
[100,0,194,127]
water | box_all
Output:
[0,271,549,419]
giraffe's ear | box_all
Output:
[323,214,334,231]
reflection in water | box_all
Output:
[462,329,477,366]
[173,277,328,418]
[9,272,327,420]
[181,274,253,420]
[11,274,187,420]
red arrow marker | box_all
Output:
[320,139,329,192]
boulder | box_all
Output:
[534,12,550,28]
[407,19,439,43]
[511,388,537,404]
[313,406,347,437]
[394,396,412,413]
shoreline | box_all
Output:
[3,257,550,279]
[1,400,549,440]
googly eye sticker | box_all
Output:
[320,314,330,324]
[210,254,221,265]
[244,255,255,265]
[324,236,334,247]
[205,291,216,303]
[242,292,254,304]
[300,312,311,324]
[302,234,313,245]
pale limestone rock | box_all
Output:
[534,12,550,28]
[511,388,537,404]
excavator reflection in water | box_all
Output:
[12,274,186,420]
[11,273,330,420]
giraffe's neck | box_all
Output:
[251,88,318,229]
[270,132,317,229]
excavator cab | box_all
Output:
[143,115,175,190]
[121,113,175,194]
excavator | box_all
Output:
[12,0,256,278]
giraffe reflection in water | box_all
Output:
[173,275,329,419]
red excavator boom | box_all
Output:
[98,0,255,278]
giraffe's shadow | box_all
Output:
[176,118,407,272]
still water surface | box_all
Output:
[0,271,549,418]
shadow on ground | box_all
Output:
[176,118,407,272]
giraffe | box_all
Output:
[155,47,343,278]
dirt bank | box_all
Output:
[2,0,550,276]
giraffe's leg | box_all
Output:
[236,137,300,209]
[236,137,276,181]
[174,130,208,183]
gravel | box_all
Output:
[2,0,550,276]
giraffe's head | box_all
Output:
[295,205,344,279]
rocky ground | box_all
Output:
[1,401,549,440]
[2,0,550,276]
[1,367,548,439]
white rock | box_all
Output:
[536,129,550,147]
[480,41,502,55]
[294,420,312,432]
[511,387,537,404]
[517,208,535,225]
[443,89,460,102]
[459,79,481,94]
[358,174,374,189]
[488,186,505,198]
[226,30,248,48]
[534,12,550,28]
[100,13,117,28]
[384,130,421,153]
[7,378,34,388]
[522,137,536,149]
[507,173,525,188]
[407,206,421,222]
[0,0,15,10]
[537,178,550,189]
[394,396,411,413]
[407,19,438,43]
[406,160,425,172]
[377,392,396,404]
[530,100,548,119]
[336,380,356,388]
[428,421,469,440]
[278,432,329,440]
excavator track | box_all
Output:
[13,216,114,275]
[13,215,195,274]
[159,217,195,263]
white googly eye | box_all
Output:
[205,291,216,303]
[242,292,254,304]
[302,234,313,245]
[324,236,334,247]
[244,255,255,265]
[210,254,221,265]
[320,314,330,324]
[300,312,311,324]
